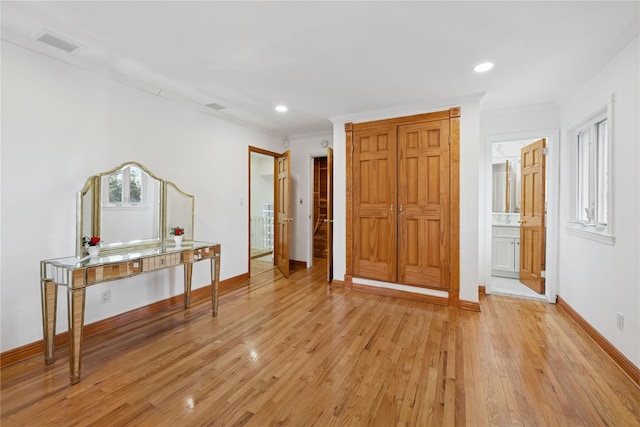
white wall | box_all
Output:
[288,133,333,265]
[331,97,482,303]
[0,41,281,352]
[557,35,640,366]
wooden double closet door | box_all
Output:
[349,109,459,290]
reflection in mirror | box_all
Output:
[492,161,517,213]
[76,177,97,257]
[77,161,196,257]
[99,164,161,248]
[166,182,194,241]
[491,140,534,214]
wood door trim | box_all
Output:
[344,107,461,301]
[459,300,481,312]
[345,123,353,278]
[350,110,450,131]
[327,147,334,282]
[249,146,281,157]
[449,109,461,305]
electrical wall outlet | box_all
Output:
[100,289,111,304]
[616,312,624,331]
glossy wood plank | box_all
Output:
[2,260,640,426]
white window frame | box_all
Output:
[567,98,614,245]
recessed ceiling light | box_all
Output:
[275,105,288,113]
[474,62,494,73]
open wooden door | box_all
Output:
[325,147,334,282]
[276,151,292,278]
[519,138,546,293]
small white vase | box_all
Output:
[174,235,183,245]
[88,246,99,257]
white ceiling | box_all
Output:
[2,1,638,137]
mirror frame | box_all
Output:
[76,161,195,258]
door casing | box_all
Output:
[483,130,559,303]
[248,146,286,276]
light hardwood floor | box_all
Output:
[251,257,275,276]
[2,259,639,426]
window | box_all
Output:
[105,165,145,207]
[569,102,613,244]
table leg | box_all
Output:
[184,263,193,309]
[211,252,220,317]
[67,288,86,385]
[41,280,57,365]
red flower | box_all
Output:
[171,226,184,236]
[84,236,101,246]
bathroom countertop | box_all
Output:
[492,223,520,228]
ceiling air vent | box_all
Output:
[206,103,226,111]
[36,31,82,54]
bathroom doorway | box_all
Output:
[489,137,547,299]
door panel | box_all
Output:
[397,120,450,289]
[276,151,291,278]
[353,126,397,282]
[326,147,334,282]
[520,139,545,293]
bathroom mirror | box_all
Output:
[492,141,530,214]
[492,160,520,213]
[76,162,194,257]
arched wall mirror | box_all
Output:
[76,162,194,258]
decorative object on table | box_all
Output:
[83,236,101,257]
[170,226,184,245]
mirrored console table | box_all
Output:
[40,241,221,384]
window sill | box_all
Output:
[565,225,615,246]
